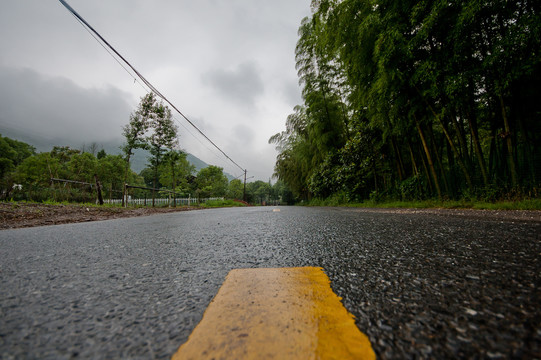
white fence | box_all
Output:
[104,197,224,206]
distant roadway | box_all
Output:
[1,207,539,358]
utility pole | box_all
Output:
[243,169,247,202]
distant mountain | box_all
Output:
[186,154,209,172]
[186,154,235,181]
[131,149,234,180]
[0,125,123,157]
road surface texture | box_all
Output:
[1,207,540,359]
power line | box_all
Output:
[72,8,226,167]
[57,0,245,174]
[70,13,148,94]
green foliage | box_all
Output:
[399,176,425,201]
[67,152,98,182]
[308,192,350,207]
[194,165,228,198]
[13,153,57,188]
[120,93,180,205]
[139,167,156,188]
[0,134,35,179]
[227,179,244,200]
[305,198,541,211]
[122,93,154,158]
[146,100,178,188]
[97,154,128,190]
[241,180,293,205]
[97,149,107,159]
[0,135,142,203]
[158,150,195,195]
[271,0,541,204]
[246,180,272,205]
[200,199,247,208]
[274,181,295,205]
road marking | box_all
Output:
[172,267,375,360]
[273,208,281,212]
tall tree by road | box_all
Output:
[121,93,153,206]
[146,99,178,207]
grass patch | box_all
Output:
[305,198,541,210]
[200,199,247,208]
[470,199,541,210]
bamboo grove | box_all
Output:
[270,0,540,202]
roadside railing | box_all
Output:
[104,197,224,207]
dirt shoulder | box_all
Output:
[0,202,201,230]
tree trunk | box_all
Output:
[408,143,419,176]
[427,125,450,196]
[467,113,489,187]
[171,160,176,207]
[371,156,378,193]
[94,174,104,205]
[122,152,131,207]
[391,137,405,181]
[152,168,157,207]
[433,113,473,191]
[408,142,423,196]
[516,115,535,184]
[415,117,442,200]
[499,94,518,187]
[450,113,470,165]
[418,144,433,194]
[152,151,160,207]
[414,84,473,191]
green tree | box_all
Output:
[97,149,107,160]
[97,154,131,199]
[13,153,57,189]
[67,152,98,183]
[159,150,195,199]
[227,178,244,200]
[10,153,61,201]
[147,100,178,206]
[271,0,540,203]
[0,135,35,178]
[272,180,295,205]
[195,166,228,199]
[121,93,154,205]
[269,106,313,200]
[139,167,157,188]
[0,135,36,198]
[247,180,271,205]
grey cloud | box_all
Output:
[0,0,312,181]
[202,62,264,106]
[0,66,133,149]
[283,79,303,108]
[229,124,255,149]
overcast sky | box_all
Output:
[0,0,312,181]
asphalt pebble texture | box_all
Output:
[1,207,540,359]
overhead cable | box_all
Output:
[58,0,245,173]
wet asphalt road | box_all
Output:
[0,206,540,359]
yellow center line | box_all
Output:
[172,267,375,360]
